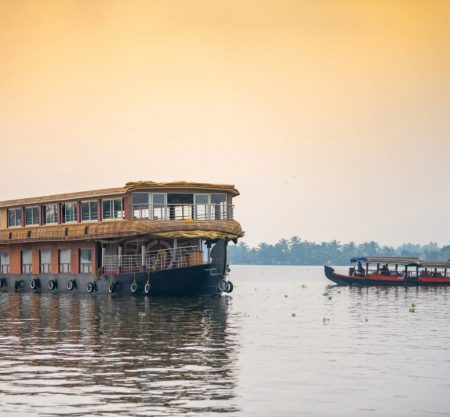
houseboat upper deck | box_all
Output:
[0,181,244,295]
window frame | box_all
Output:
[0,252,9,274]
[40,249,51,273]
[102,198,124,221]
[25,206,40,226]
[59,248,71,273]
[43,204,59,225]
[81,200,98,222]
[21,249,32,274]
[8,208,22,228]
[132,192,150,219]
[62,202,78,224]
[152,193,168,220]
[80,248,93,273]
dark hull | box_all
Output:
[324,266,409,286]
[0,264,230,296]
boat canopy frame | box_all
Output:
[351,256,450,269]
[350,256,420,265]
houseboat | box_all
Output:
[324,256,450,286]
[0,181,244,296]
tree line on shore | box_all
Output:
[228,237,450,266]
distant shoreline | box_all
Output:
[229,238,450,266]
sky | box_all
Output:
[1,0,450,247]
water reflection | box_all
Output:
[0,293,240,416]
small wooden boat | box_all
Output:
[324,256,450,286]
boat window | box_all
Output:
[0,252,9,273]
[8,208,22,227]
[62,202,78,223]
[132,192,150,219]
[40,249,51,273]
[211,193,227,204]
[43,204,58,224]
[167,194,192,220]
[81,200,98,221]
[211,193,228,220]
[194,194,209,220]
[102,198,124,220]
[25,206,39,226]
[59,249,71,273]
[152,194,167,220]
[22,250,32,274]
[80,248,92,273]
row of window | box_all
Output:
[132,192,229,220]
[0,249,93,274]
[7,198,123,228]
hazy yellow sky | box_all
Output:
[1,0,450,246]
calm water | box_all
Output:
[1,265,450,417]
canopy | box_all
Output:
[414,260,450,269]
[351,256,420,265]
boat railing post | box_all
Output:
[101,245,105,272]
[173,239,178,267]
[207,242,211,264]
[141,245,146,272]
[118,246,122,273]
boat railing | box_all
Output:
[103,245,205,275]
[0,265,9,274]
[132,204,234,221]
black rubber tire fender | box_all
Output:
[130,282,138,293]
[144,282,151,295]
[86,282,95,293]
[30,278,40,290]
[67,280,76,291]
[218,280,228,292]
[48,279,57,290]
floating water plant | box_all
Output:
[138,312,146,318]
[291,313,296,317]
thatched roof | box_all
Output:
[0,220,244,244]
[0,181,240,208]
[0,187,125,209]
[125,181,239,196]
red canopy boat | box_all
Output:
[324,256,450,286]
